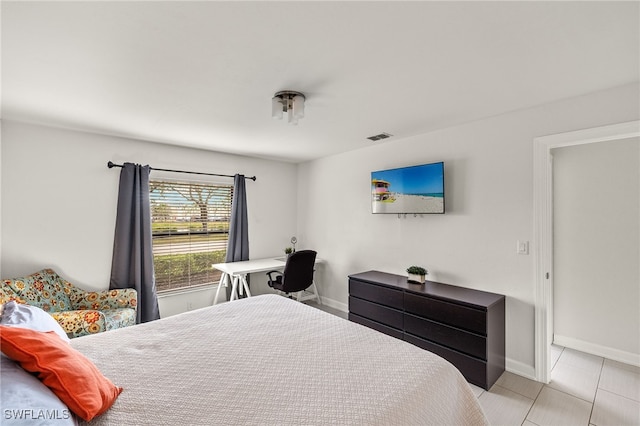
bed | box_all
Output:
[62,294,488,425]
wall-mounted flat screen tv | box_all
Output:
[371,162,445,214]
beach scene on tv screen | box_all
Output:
[371,163,444,214]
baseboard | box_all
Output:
[505,358,537,381]
[554,334,640,367]
[320,297,348,313]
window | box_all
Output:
[149,179,233,293]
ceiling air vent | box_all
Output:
[367,132,393,141]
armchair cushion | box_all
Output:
[51,310,108,338]
[102,308,136,331]
[1,269,137,338]
[0,285,26,305]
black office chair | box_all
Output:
[266,250,320,303]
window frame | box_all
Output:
[149,177,233,294]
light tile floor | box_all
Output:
[308,302,640,426]
[474,345,640,426]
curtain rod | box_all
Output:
[107,161,257,181]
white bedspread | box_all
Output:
[71,294,488,425]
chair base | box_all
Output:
[277,280,321,305]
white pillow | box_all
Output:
[0,356,78,425]
[0,302,70,342]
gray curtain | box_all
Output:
[225,174,249,299]
[110,162,160,323]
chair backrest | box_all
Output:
[281,250,317,293]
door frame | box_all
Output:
[533,120,640,383]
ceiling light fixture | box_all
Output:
[272,90,305,125]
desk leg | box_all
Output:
[311,279,321,305]
[229,276,240,301]
[213,273,229,305]
[240,274,252,298]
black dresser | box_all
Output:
[348,270,505,390]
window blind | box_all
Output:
[149,180,233,293]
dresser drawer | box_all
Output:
[349,296,403,329]
[348,270,504,391]
[349,279,403,309]
[404,334,489,389]
[349,313,404,340]
[404,292,486,335]
[404,314,486,359]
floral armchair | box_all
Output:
[0,268,137,338]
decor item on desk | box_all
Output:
[406,266,428,284]
[284,247,293,257]
[290,236,297,252]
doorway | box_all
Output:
[533,120,640,383]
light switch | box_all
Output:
[516,240,529,255]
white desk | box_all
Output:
[212,257,323,305]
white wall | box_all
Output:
[0,121,298,317]
[553,138,639,359]
[297,82,640,377]
[0,120,3,278]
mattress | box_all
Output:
[71,294,488,425]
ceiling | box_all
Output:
[2,1,638,163]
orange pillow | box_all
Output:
[0,325,122,421]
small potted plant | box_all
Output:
[406,266,428,284]
[284,247,293,257]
